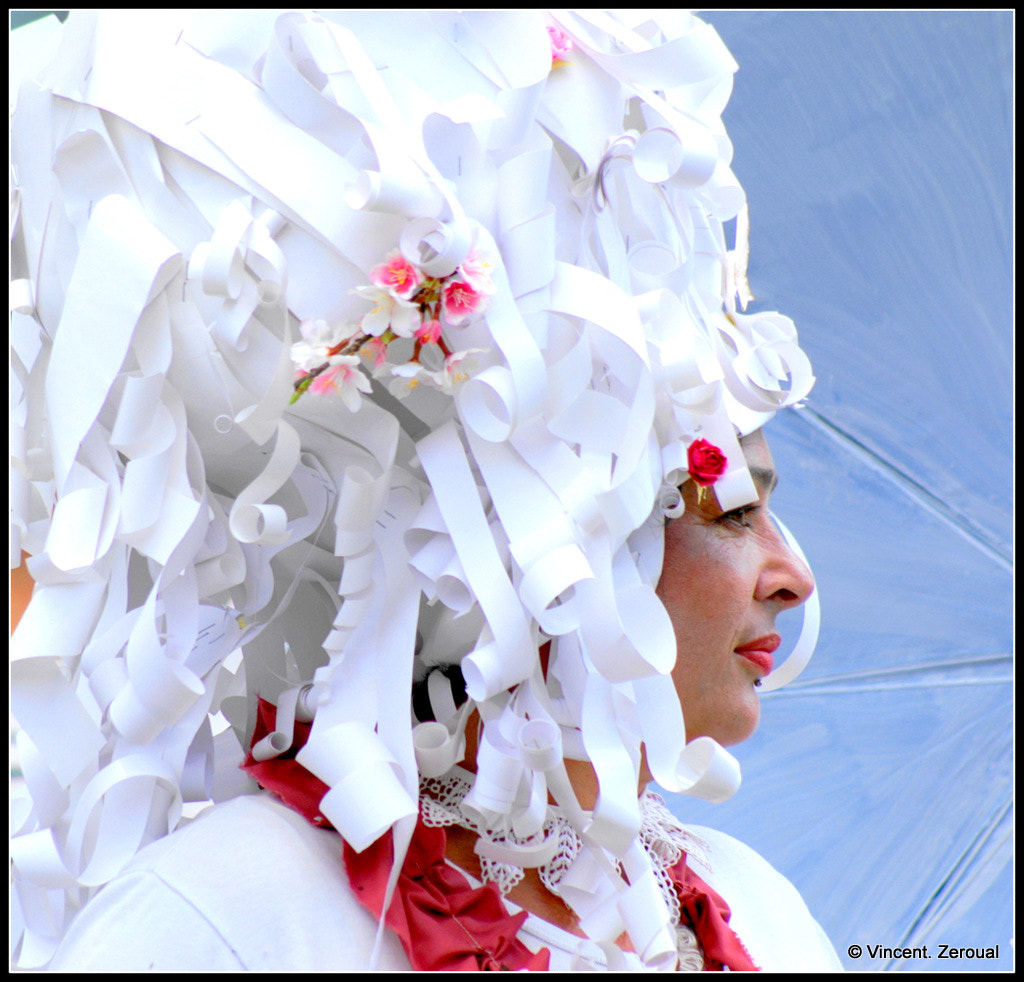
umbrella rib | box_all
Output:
[794,406,1012,571]
[892,798,1012,961]
[770,652,1011,694]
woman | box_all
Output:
[13,10,838,971]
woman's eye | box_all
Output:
[717,506,757,528]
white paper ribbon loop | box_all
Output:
[229,420,302,546]
[456,364,518,443]
[399,215,472,279]
[759,515,821,691]
[249,684,317,761]
[674,736,743,803]
[11,276,36,316]
[333,463,386,557]
[617,863,677,970]
[632,123,719,190]
[516,717,563,772]
[657,483,685,519]
[260,12,365,158]
[63,754,183,888]
[460,731,525,828]
[473,826,561,869]
[717,311,816,413]
[108,658,205,746]
[10,828,78,891]
[412,720,467,779]
[348,167,444,223]
[297,721,417,851]
[187,198,289,343]
[556,846,625,943]
[634,675,742,803]
[461,641,512,703]
[518,545,591,637]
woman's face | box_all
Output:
[656,429,814,746]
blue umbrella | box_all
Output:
[664,11,1012,972]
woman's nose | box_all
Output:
[755,522,816,609]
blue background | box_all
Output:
[661,11,1013,971]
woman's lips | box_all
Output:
[734,634,781,677]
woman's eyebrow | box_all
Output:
[749,465,779,495]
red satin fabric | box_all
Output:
[242,697,756,971]
[669,854,760,971]
[241,697,333,828]
[344,822,550,971]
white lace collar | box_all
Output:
[420,767,706,971]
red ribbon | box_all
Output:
[668,853,760,970]
[344,822,550,971]
[242,697,756,971]
[241,697,331,828]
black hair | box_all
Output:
[411,661,469,723]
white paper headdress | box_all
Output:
[11,10,816,969]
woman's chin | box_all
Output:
[690,697,761,748]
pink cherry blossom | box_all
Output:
[389,348,484,397]
[291,318,357,373]
[441,349,483,387]
[441,280,486,325]
[369,250,425,301]
[361,335,391,369]
[309,355,372,410]
[547,25,574,65]
[354,285,421,337]
[456,248,496,296]
[414,319,444,345]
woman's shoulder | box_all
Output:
[680,823,844,972]
[50,792,410,971]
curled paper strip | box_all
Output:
[399,217,471,279]
[759,515,821,692]
[249,684,317,761]
[108,658,205,746]
[62,755,184,888]
[618,866,678,970]
[11,277,36,315]
[516,716,563,773]
[461,728,527,828]
[635,669,742,804]
[348,168,442,220]
[455,364,518,444]
[426,668,461,726]
[474,828,562,869]
[297,722,418,852]
[632,124,719,189]
[716,311,815,417]
[11,654,106,788]
[229,420,302,545]
[413,722,457,778]
[189,201,250,301]
[658,484,686,519]
[45,193,183,490]
[418,422,536,700]
[11,828,78,891]
[557,845,627,946]
[412,717,468,779]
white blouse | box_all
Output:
[50,792,842,972]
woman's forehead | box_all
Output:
[739,431,778,494]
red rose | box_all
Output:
[687,438,728,486]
